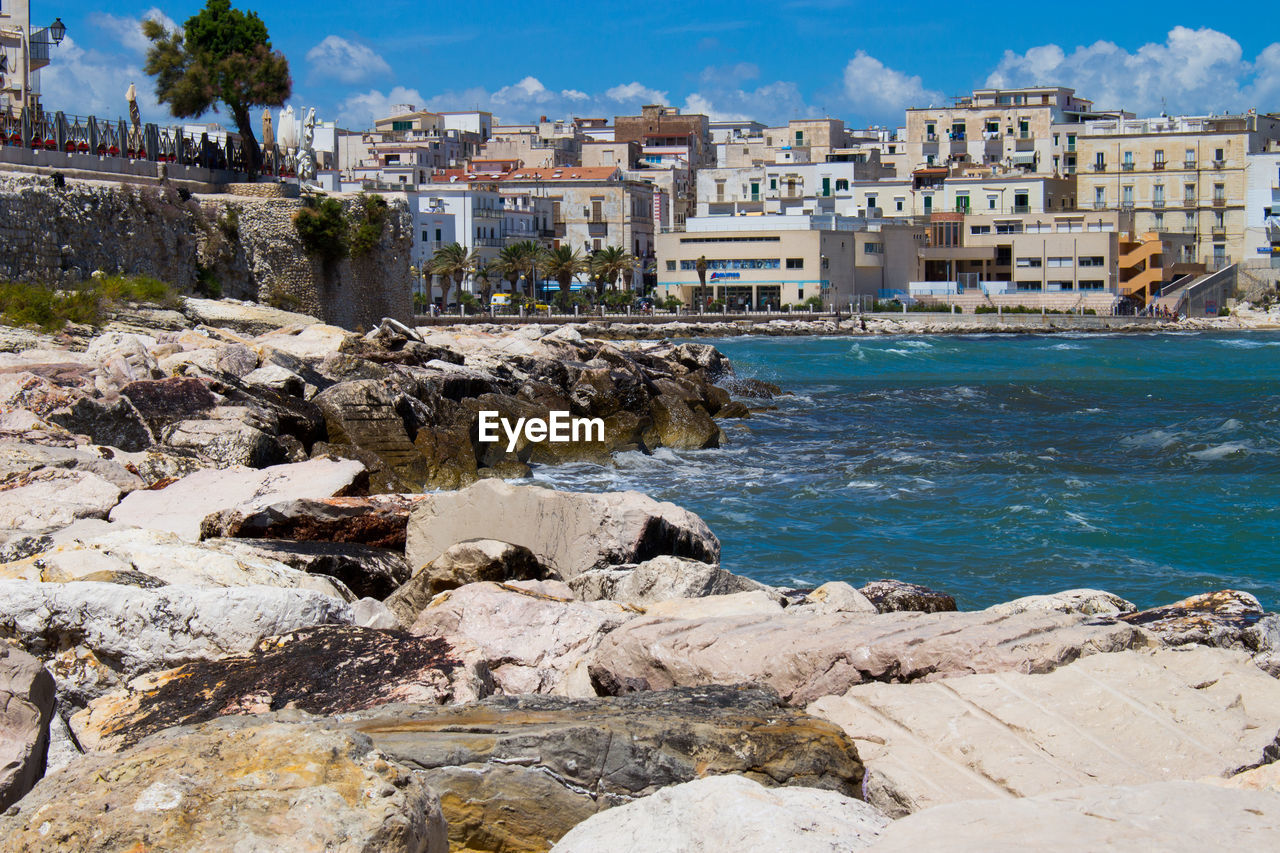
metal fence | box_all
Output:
[0,107,293,178]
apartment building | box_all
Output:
[478,119,585,168]
[614,105,713,168]
[904,86,1121,176]
[1076,113,1280,269]
[1245,148,1280,259]
[654,214,924,308]
[437,164,656,260]
[710,120,767,144]
[0,2,60,116]
[912,209,1197,307]
[437,111,493,140]
[697,163,1071,220]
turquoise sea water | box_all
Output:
[532,331,1280,609]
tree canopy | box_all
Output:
[143,0,291,175]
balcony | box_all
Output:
[1184,160,1197,169]
[1121,201,1135,210]
[474,237,503,248]
[1121,162,1135,172]
[28,30,52,69]
[1211,226,1227,238]
[1066,142,1077,152]
[1012,204,1030,214]
[1153,161,1166,171]
[925,133,939,142]
[1213,197,1227,207]
[1091,201,1109,210]
[474,208,503,220]
[1152,200,1166,209]
[1212,160,1226,169]
[1092,162,1108,172]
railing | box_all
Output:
[1092,162,1107,171]
[1152,199,1165,209]
[1091,201,1109,210]
[28,30,51,64]
[1184,160,1197,169]
[1012,204,1030,213]
[1212,160,1226,169]
[1153,162,1166,170]
[1121,162,1135,171]
[1212,198,1228,207]
[0,106,255,176]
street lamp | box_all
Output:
[49,18,67,45]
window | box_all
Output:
[835,179,849,191]
[1154,149,1165,166]
[679,258,782,270]
[986,120,999,134]
[391,121,412,131]
[1016,257,1043,268]
[1213,183,1225,201]
[865,194,876,209]
[666,261,676,271]
[435,228,442,241]
[1047,256,1072,267]
[1122,186,1134,205]
[1153,185,1165,204]
[1153,212,1164,228]
[1094,187,1106,205]
[988,194,998,210]
[785,258,805,269]
[995,221,1023,234]
[1079,256,1105,267]
[970,225,991,235]
[1214,147,1225,161]
[1185,183,1196,202]
[795,130,804,144]
[421,230,430,242]
[864,242,883,254]
[895,197,905,212]
[1079,280,1104,290]
[1016,282,1043,291]
[1185,148,1196,167]
[1048,281,1073,291]
[385,154,400,164]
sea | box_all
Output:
[531,330,1280,610]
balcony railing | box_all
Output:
[1212,160,1226,169]
[1153,162,1166,171]
[1092,162,1107,172]
[1211,226,1227,237]
[1091,201,1109,210]
[1152,199,1166,209]
[1121,201,1135,210]
[28,30,51,64]
[1184,160,1197,169]
[1213,197,1227,207]
[1121,162,1135,172]
[1012,204,1030,214]
[925,133,939,142]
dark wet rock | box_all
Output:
[45,397,154,452]
[0,643,55,811]
[1120,590,1280,662]
[71,626,489,753]
[715,401,752,419]
[201,494,426,549]
[646,393,721,450]
[671,343,729,378]
[218,384,326,449]
[120,377,218,434]
[210,538,411,601]
[859,579,958,614]
[313,380,441,493]
[343,685,864,853]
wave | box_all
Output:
[1188,442,1251,461]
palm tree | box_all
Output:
[695,255,709,310]
[474,263,495,303]
[540,245,587,304]
[494,241,540,300]
[590,246,637,301]
[427,243,476,306]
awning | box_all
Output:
[1010,152,1037,165]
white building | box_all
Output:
[1245,149,1280,259]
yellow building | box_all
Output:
[1076,113,1280,269]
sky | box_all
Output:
[35,0,1280,133]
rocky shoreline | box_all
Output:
[1,298,1279,850]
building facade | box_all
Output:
[1075,113,1280,269]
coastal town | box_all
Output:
[2,1,1280,852]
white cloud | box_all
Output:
[605,82,669,103]
[39,36,165,121]
[985,27,1280,115]
[842,50,943,120]
[89,8,177,56]
[335,85,426,128]
[682,63,814,123]
[306,35,392,84]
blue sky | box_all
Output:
[38,1,1280,131]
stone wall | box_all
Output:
[0,174,411,327]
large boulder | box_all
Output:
[551,775,890,853]
[0,525,353,600]
[589,607,1153,706]
[183,297,321,336]
[405,480,719,582]
[201,493,426,548]
[866,782,1280,852]
[647,393,721,450]
[344,685,864,853]
[569,556,771,605]
[71,626,490,753]
[0,714,446,853]
[119,376,218,434]
[809,646,1280,817]
[986,588,1136,617]
[0,468,122,532]
[0,644,55,811]
[312,380,439,493]
[857,579,957,613]
[387,540,547,625]
[209,537,410,601]
[0,580,353,705]
[160,416,287,469]
[108,457,367,540]
[409,581,633,694]
[0,441,144,492]
[1121,589,1274,649]
[45,397,154,451]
